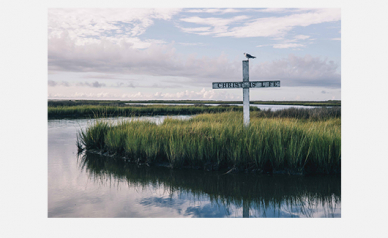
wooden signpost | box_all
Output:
[213,58,281,217]
[212,60,280,126]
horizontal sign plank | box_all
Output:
[212,81,280,89]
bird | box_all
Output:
[244,53,256,60]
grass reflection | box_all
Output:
[78,152,341,217]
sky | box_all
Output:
[48,8,341,101]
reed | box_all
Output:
[77,111,341,174]
[254,107,341,120]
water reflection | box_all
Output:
[78,152,341,218]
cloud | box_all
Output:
[178,27,212,35]
[113,82,135,88]
[273,43,304,49]
[185,9,242,14]
[331,38,341,41]
[110,82,183,88]
[254,8,317,13]
[48,80,140,88]
[48,31,340,88]
[153,88,237,100]
[48,88,239,100]
[47,80,70,87]
[255,8,291,13]
[177,42,205,46]
[294,35,310,40]
[82,74,120,80]
[48,32,241,82]
[48,80,57,87]
[250,54,340,87]
[76,81,106,88]
[185,8,312,15]
[257,35,310,49]
[146,83,182,88]
[179,9,340,38]
[48,8,180,49]
[90,81,106,88]
[179,16,250,35]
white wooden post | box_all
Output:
[242,60,250,127]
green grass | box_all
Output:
[48,104,259,119]
[77,111,341,174]
[48,100,340,119]
[255,107,341,120]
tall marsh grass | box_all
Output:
[255,107,341,120]
[78,111,341,174]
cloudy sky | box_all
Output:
[48,8,341,101]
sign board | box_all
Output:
[212,81,280,89]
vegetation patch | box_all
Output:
[77,110,341,175]
[48,104,258,119]
[255,107,341,120]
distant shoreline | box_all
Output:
[48,99,341,107]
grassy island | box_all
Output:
[77,108,341,175]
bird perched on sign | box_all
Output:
[244,53,256,60]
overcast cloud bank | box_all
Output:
[49,33,340,87]
[48,8,341,100]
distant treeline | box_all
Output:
[48,100,124,107]
[48,99,341,107]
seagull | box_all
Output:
[244,53,256,60]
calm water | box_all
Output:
[48,116,341,218]
[124,103,319,111]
